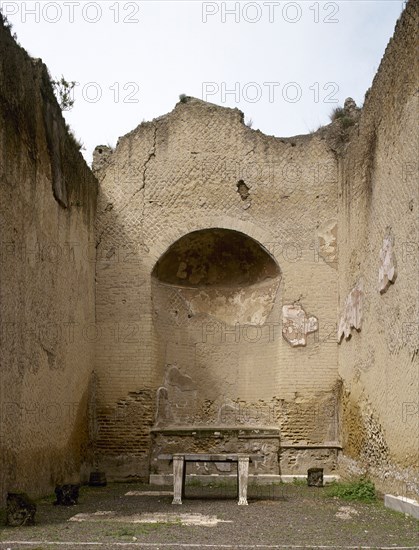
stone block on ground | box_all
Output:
[54,484,80,506]
[307,468,324,487]
[384,494,419,519]
[6,493,36,526]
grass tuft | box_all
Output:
[325,479,376,502]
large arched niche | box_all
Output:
[153,228,279,287]
[152,228,281,326]
[151,228,282,430]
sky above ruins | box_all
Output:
[3,0,404,163]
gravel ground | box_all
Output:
[0,482,418,550]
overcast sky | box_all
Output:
[3,0,405,163]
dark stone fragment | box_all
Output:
[307,468,324,487]
[54,484,80,505]
[6,493,37,526]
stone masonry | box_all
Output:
[0,0,417,504]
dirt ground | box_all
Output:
[0,482,418,550]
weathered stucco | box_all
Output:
[92,87,340,479]
[90,2,417,492]
[337,0,418,498]
[0,15,98,504]
[0,0,417,502]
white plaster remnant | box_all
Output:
[282,304,318,347]
[338,281,363,341]
[335,506,359,520]
[69,511,231,526]
[317,219,338,267]
[179,277,280,326]
[378,232,397,293]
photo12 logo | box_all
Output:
[0,1,141,24]
[402,402,418,424]
[402,242,419,264]
[52,80,141,110]
[201,2,340,24]
[0,401,80,425]
[402,322,418,346]
[0,321,146,347]
[202,81,340,105]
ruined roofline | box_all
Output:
[98,2,417,158]
[103,95,346,162]
[131,95,334,141]
[95,94,363,172]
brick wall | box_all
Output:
[93,96,339,479]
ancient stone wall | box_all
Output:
[0,17,98,504]
[2,0,416,500]
[93,95,340,480]
[337,0,418,498]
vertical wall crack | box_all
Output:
[143,125,157,190]
[141,124,157,226]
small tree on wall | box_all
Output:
[51,75,76,111]
[1,10,20,43]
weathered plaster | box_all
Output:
[282,304,318,347]
[378,231,397,293]
[338,281,363,341]
[317,219,338,268]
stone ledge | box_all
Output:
[384,494,419,519]
[150,426,281,435]
[150,474,340,486]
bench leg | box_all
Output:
[182,458,187,499]
[237,457,249,505]
[172,456,184,505]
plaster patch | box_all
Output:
[378,232,397,293]
[180,278,280,326]
[338,281,363,341]
[282,304,318,347]
[317,219,338,267]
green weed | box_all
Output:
[325,479,376,502]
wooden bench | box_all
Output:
[170,453,258,506]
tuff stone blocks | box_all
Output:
[0,16,97,505]
[1,0,417,505]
